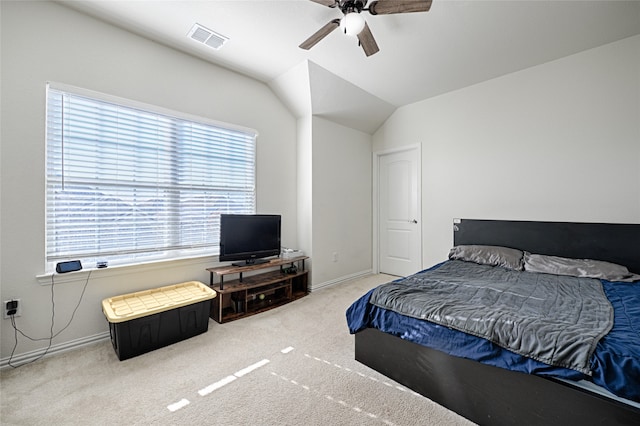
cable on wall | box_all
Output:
[7,270,92,368]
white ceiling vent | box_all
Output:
[188,23,228,50]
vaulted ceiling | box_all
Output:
[59,1,640,133]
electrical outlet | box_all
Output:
[3,299,22,319]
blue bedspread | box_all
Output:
[346,263,640,403]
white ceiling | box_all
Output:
[59,0,640,132]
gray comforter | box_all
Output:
[370,260,614,375]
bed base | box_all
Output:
[356,219,640,425]
[355,328,640,425]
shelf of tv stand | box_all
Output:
[206,256,308,324]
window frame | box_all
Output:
[44,82,258,273]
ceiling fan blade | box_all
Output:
[357,22,379,57]
[299,19,341,50]
[368,0,432,15]
[308,0,338,7]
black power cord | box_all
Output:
[7,270,92,368]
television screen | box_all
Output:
[219,214,281,266]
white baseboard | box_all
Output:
[1,331,110,369]
[310,269,373,292]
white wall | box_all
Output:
[373,35,640,268]
[0,1,297,361]
[311,117,372,288]
[296,116,313,275]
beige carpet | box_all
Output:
[0,274,475,426]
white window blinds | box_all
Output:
[45,84,257,270]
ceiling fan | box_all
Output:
[299,0,433,57]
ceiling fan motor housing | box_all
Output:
[340,0,367,14]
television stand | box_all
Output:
[206,256,308,324]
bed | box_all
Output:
[347,219,640,425]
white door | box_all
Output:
[378,148,422,276]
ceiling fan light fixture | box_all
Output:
[301,0,432,56]
[340,12,365,36]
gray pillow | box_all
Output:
[524,252,640,282]
[448,245,524,270]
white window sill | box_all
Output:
[36,255,219,286]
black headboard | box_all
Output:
[453,219,640,274]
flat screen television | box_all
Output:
[219,214,281,266]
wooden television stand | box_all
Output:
[206,256,308,323]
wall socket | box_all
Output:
[3,299,22,319]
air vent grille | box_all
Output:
[188,23,228,50]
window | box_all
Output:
[45,83,257,272]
